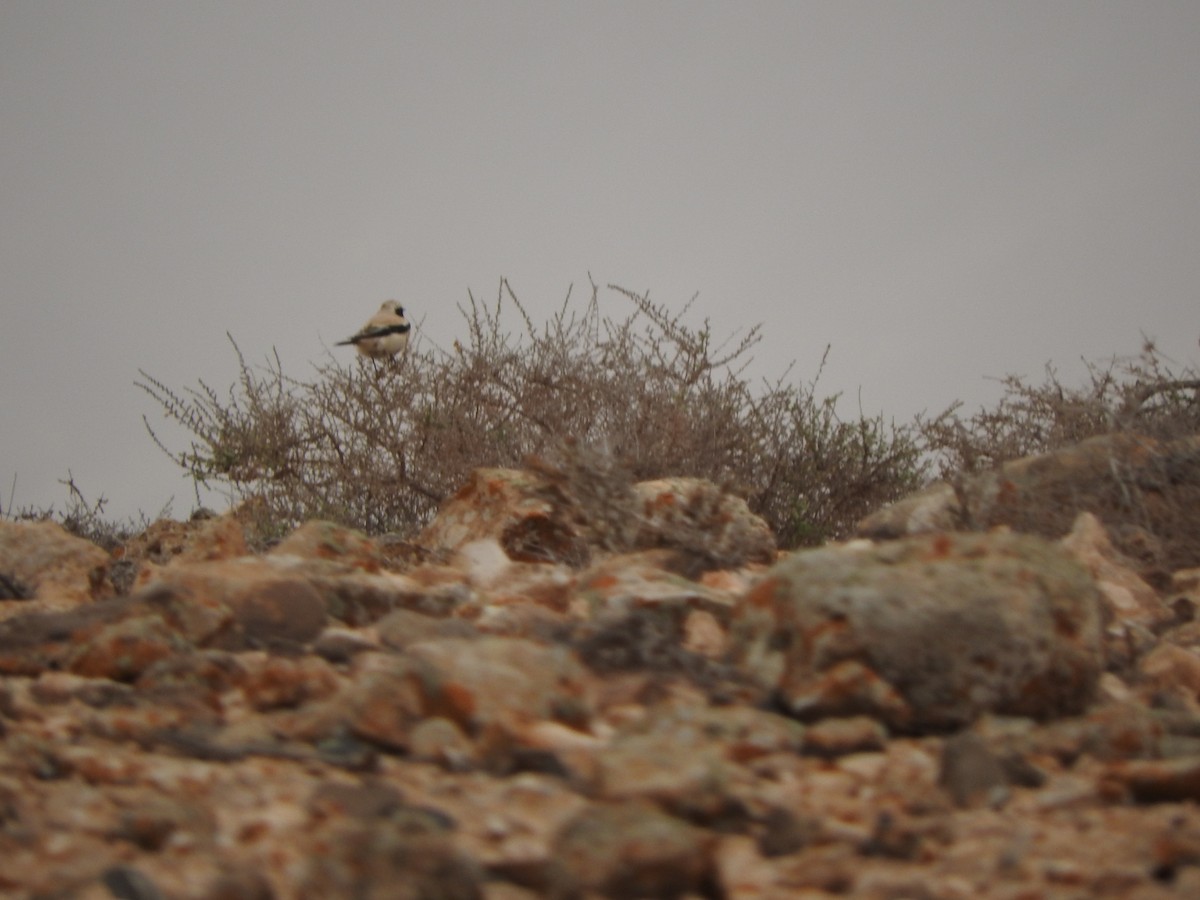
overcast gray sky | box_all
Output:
[2,2,1198,521]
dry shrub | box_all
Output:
[137,280,926,548]
[0,472,156,553]
[919,339,1200,479]
[916,339,1200,577]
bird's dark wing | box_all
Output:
[336,322,411,345]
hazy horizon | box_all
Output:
[2,2,1197,522]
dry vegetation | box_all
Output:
[917,339,1200,578]
[133,280,926,548]
[8,283,1196,557]
[919,338,1200,479]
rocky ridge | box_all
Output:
[1,434,1199,898]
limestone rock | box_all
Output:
[0,519,111,609]
[6,450,1200,899]
[858,432,1200,581]
[418,467,590,565]
[268,519,383,570]
[120,512,250,567]
[549,800,716,898]
[419,467,777,573]
[1061,511,1173,632]
[134,559,327,649]
[341,637,591,754]
[731,531,1105,731]
[574,551,738,624]
[631,477,776,568]
[593,720,732,821]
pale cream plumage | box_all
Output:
[336,300,411,359]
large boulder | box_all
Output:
[730,531,1105,732]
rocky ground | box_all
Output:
[2,434,1200,898]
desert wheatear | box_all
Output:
[336,301,411,359]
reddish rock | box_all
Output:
[121,512,250,568]
[133,582,238,646]
[0,599,132,675]
[65,615,187,681]
[632,477,776,567]
[575,551,738,624]
[732,531,1105,731]
[340,653,429,750]
[0,519,111,609]
[136,560,327,648]
[236,653,341,711]
[403,636,593,735]
[419,468,591,565]
[5,443,1200,899]
[268,520,384,571]
[1062,511,1174,634]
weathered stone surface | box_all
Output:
[575,551,738,624]
[1106,756,1200,804]
[339,637,591,756]
[268,520,383,570]
[549,800,716,898]
[0,519,111,609]
[300,817,484,899]
[593,718,732,820]
[135,560,327,648]
[418,467,591,565]
[403,636,592,736]
[631,477,776,567]
[65,615,188,682]
[462,539,576,614]
[938,730,1011,808]
[338,653,429,750]
[858,432,1200,580]
[311,568,473,625]
[1140,643,1200,711]
[236,652,341,711]
[120,511,250,568]
[1063,511,1174,630]
[8,444,1200,898]
[408,716,476,769]
[801,715,888,758]
[375,608,477,651]
[419,467,777,574]
[731,531,1105,731]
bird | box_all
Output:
[336,300,412,359]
